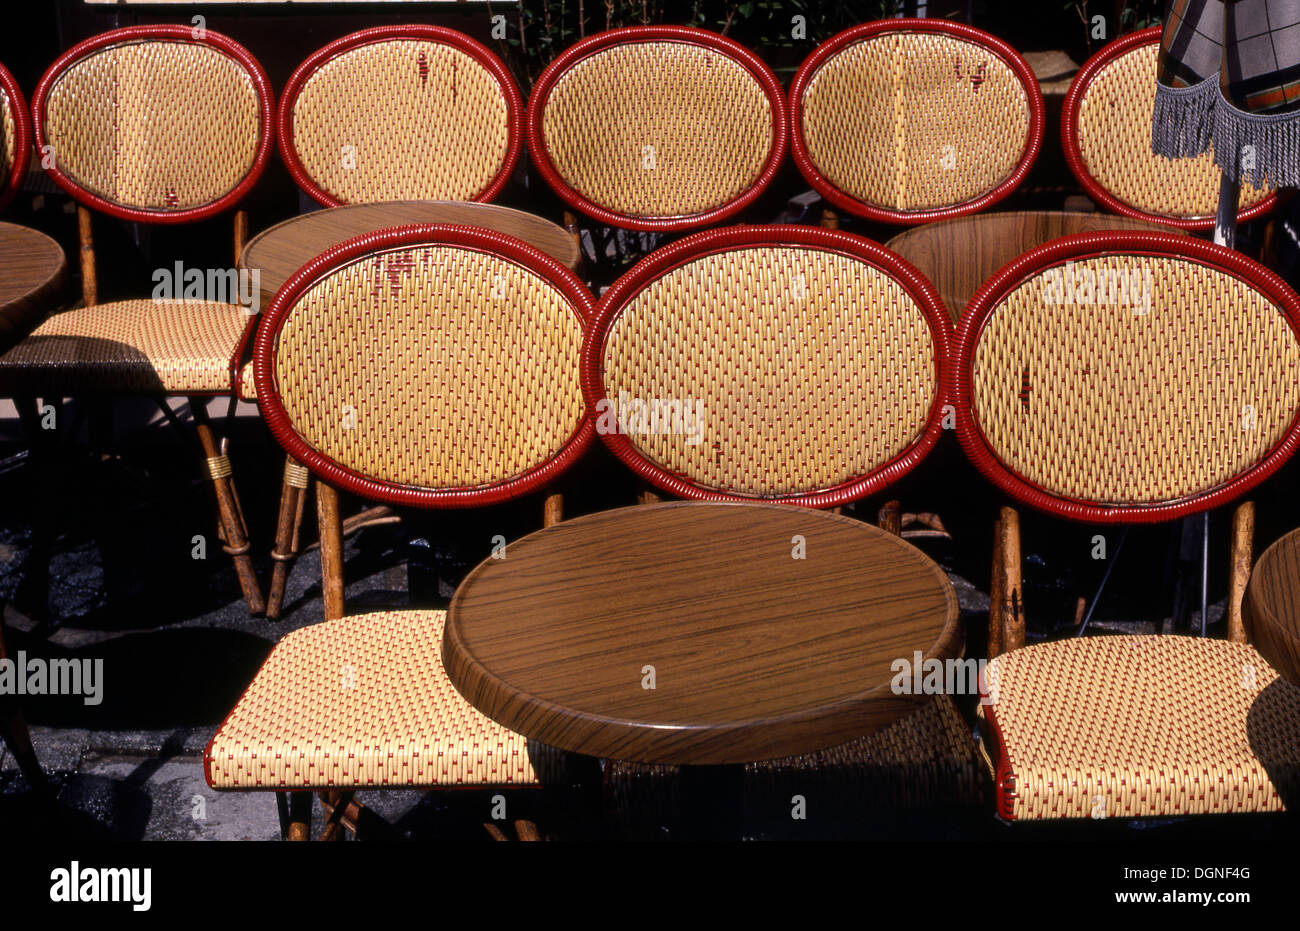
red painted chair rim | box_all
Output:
[526,25,789,232]
[0,61,31,212]
[788,19,1045,225]
[31,25,274,225]
[581,224,952,508]
[253,223,595,509]
[278,25,524,208]
[954,230,1300,523]
[1061,26,1277,231]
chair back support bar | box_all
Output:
[253,224,594,508]
[527,26,787,231]
[955,231,1300,523]
[0,61,31,210]
[789,19,1043,224]
[279,26,523,207]
[1062,27,1274,229]
[582,225,950,508]
[32,26,273,223]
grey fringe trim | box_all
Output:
[1151,75,1217,158]
[1212,98,1300,190]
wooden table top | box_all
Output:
[239,200,580,309]
[0,222,67,356]
[445,501,962,766]
[885,211,1184,324]
[1244,528,1300,687]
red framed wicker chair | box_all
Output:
[581,225,985,832]
[788,19,1044,228]
[954,230,1300,820]
[257,25,526,620]
[0,60,30,214]
[204,224,595,840]
[0,26,274,615]
[1062,27,1276,231]
[526,25,788,235]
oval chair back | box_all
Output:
[279,25,523,206]
[581,225,951,508]
[33,25,273,223]
[527,26,787,232]
[1062,27,1275,230]
[0,60,31,211]
[789,19,1043,225]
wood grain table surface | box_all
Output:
[0,221,67,356]
[239,200,580,310]
[885,210,1184,324]
[1244,528,1300,687]
[445,501,962,766]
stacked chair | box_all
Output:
[580,224,984,835]
[205,224,596,839]
[260,26,526,619]
[0,26,275,615]
[956,230,1300,819]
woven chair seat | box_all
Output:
[205,610,549,789]
[0,299,249,395]
[980,635,1300,820]
[606,695,984,830]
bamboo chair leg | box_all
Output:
[544,492,563,529]
[316,483,345,622]
[317,789,353,841]
[877,500,902,536]
[286,791,313,841]
[267,457,311,621]
[997,507,1025,654]
[77,206,97,308]
[0,614,50,798]
[637,489,660,506]
[1227,501,1255,645]
[819,208,839,230]
[190,398,265,615]
[988,514,1005,660]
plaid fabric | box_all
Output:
[1154,0,1300,185]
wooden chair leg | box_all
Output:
[190,398,265,615]
[317,789,353,841]
[544,492,563,529]
[819,208,839,229]
[1227,501,1255,644]
[877,500,902,536]
[267,457,311,621]
[316,482,345,622]
[997,506,1025,654]
[285,791,313,841]
[637,489,660,506]
[988,513,1005,659]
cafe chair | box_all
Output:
[1062,27,1275,230]
[581,225,985,832]
[0,59,29,214]
[256,25,525,620]
[0,26,274,615]
[788,19,1044,227]
[954,230,1300,820]
[204,224,595,840]
[526,25,787,234]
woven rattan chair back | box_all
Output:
[0,61,31,210]
[581,226,950,508]
[789,20,1043,225]
[1063,27,1275,230]
[279,26,523,207]
[526,26,787,232]
[955,231,1300,523]
[254,224,594,508]
[32,26,272,223]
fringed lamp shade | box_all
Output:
[1153,0,1300,188]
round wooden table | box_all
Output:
[445,501,962,767]
[239,200,580,311]
[885,211,1184,324]
[1244,528,1300,687]
[0,222,67,355]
